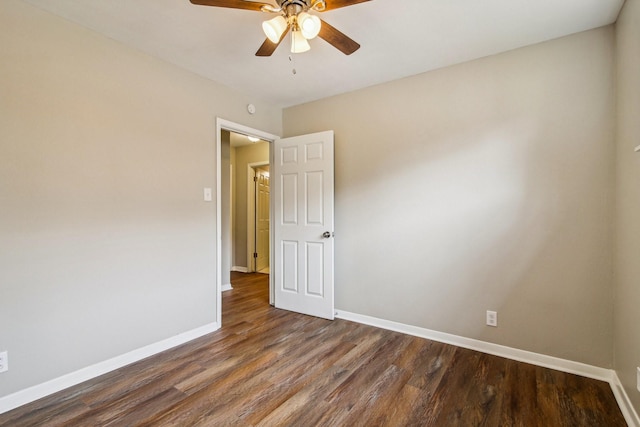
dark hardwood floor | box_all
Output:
[0,272,627,426]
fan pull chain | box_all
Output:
[289,54,297,75]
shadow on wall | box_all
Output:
[336,115,612,364]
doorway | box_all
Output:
[253,165,271,274]
[248,164,270,274]
[217,121,336,325]
[216,118,278,327]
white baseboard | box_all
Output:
[335,310,611,381]
[231,266,248,273]
[0,322,220,415]
[221,283,233,292]
[610,372,640,427]
[335,310,639,426]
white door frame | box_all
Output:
[247,161,269,273]
[215,118,278,326]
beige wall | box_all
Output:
[0,0,281,397]
[232,142,270,269]
[614,0,640,413]
[284,27,616,367]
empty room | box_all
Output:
[1,0,639,425]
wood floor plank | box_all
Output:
[406,340,458,392]
[75,362,200,426]
[339,364,412,426]
[240,341,356,425]
[422,347,483,425]
[376,383,426,427]
[332,326,388,371]
[253,366,352,427]
[101,387,188,427]
[209,325,355,425]
[0,271,628,426]
[137,351,280,426]
[325,332,413,405]
[500,360,541,426]
[0,396,89,427]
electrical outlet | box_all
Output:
[486,311,498,327]
[0,351,7,373]
[637,367,640,392]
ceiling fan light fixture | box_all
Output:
[189,0,364,57]
[262,15,287,43]
[298,12,321,40]
[291,30,311,53]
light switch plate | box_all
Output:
[203,188,212,202]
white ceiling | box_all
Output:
[22,0,625,107]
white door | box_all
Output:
[255,168,270,273]
[273,131,335,320]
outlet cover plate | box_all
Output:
[0,351,7,373]
[486,310,498,327]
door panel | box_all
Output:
[306,171,324,225]
[282,174,298,224]
[282,241,298,292]
[256,169,270,272]
[306,242,324,296]
[273,131,334,320]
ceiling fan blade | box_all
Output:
[189,0,269,11]
[256,26,290,56]
[318,19,360,55]
[322,0,372,11]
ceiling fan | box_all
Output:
[189,0,371,56]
